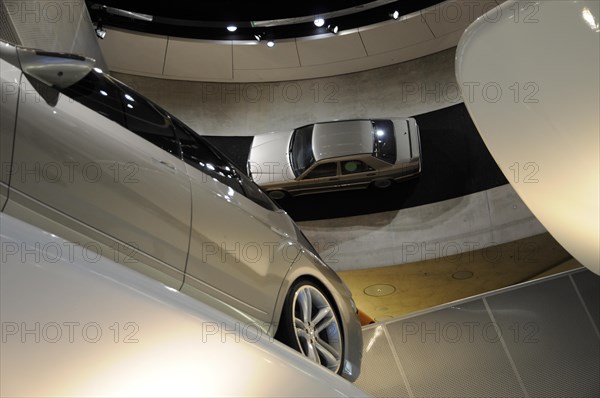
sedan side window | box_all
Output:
[304,162,338,179]
[237,172,279,211]
[60,70,125,126]
[172,118,278,210]
[372,119,397,164]
[110,79,180,157]
[341,160,374,175]
[172,118,244,195]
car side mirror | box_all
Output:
[17,47,95,89]
[24,74,60,107]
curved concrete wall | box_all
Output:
[112,42,546,271]
[99,0,504,82]
[298,184,545,272]
[112,47,459,137]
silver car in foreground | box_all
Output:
[0,213,369,397]
[248,118,422,199]
[0,41,362,380]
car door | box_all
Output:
[0,57,21,210]
[173,119,299,328]
[7,68,191,288]
[337,158,377,188]
[292,161,340,194]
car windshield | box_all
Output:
[290,124,315,177]
[372,119,396,164]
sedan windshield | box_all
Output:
[372,119,397,164]
[290,124,315,177]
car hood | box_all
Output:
[248,131,295,185]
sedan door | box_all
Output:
[0,57,20,210]
[337,158,377,189]
[173,120,299,329]
[7,68,191,288]
[292,161,341,194]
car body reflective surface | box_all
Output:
[248,118,422,199]
[0,40,362,382]
[0,213,370,397]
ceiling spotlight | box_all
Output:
[314,17,325,27]
[95,23,106,39]
[227,25,237,32]
[266,40,275,48]
[390,10,400,20]
[327,24,339,34]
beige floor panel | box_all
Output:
[339,233,582,322]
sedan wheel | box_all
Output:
[371,179,392,189]
[268,190,287,200]
[276,280,344,374]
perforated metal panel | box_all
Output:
[354,326,410,398]
[358,270,600,398]
[486,276,600,398]
[0,1,21,45]
[387,299,524,397]
[6,0,81,52]
[572,271,600,333]
[1,0,108,71]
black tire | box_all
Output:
[275,279,344,375]
[268,190,287,200]
[371,179,393,189]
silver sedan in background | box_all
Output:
[248,118,422,199]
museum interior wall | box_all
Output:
[1,1,598,396]
[107,44,546,272]
[96,0,506,82]
[110,48,458,137]
[0,0,554,273]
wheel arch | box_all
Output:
[269,261,344,337]
[269,250,363,381]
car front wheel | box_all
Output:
[276,280,344,375]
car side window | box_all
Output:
[60,70,125,126]
[372,119,397,164]
[304,162,338,179]
[172,118,244,195]
[173,119,278,210]
[341,160,374,175]
[237,172,279,211]
[112,85,181,157]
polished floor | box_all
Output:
[338,232,582,322]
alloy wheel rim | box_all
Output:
[291,285,342,373]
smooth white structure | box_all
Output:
[456,0,599,274]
